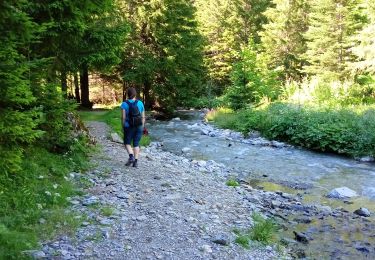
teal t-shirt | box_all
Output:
[120,99,145,128]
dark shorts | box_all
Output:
[124,126,143,147]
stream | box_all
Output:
[147,110,375,259]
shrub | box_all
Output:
[209,103,375,157]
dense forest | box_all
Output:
[1,0,375,257]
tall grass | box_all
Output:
[0,138,91,259]
[234,213,279,248]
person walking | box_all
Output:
[121,87,145,168]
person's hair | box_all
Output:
[127,87,137,99]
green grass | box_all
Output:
[234,213,279,249]
[226,179,240,187]
[78,107,151,147]
[100,206,115,217]
[0,138,91,259]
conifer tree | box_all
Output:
[260,0,309,81]
[351,0,375,74]
[304,0,365,80]
[195,0,271,92]
[0,1,43,174]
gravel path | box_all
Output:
[40,121,282,259]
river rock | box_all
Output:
[354,208,371,217]
[200,245,212,253]
[359,156,374,162]
[248,130,261,138]
[110,133,122,143]
[201,129,210,136]
[270,140,285,148]
[181,147,191,153]
[212,234,230,246]
[82,196,99,206]
[293,231,310,244]
[327,187,358,199]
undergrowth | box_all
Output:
[0,137,91,259]
[207,103,375,157]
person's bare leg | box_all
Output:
[133,146,140,159]
[125,144,134,156]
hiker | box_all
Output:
[120,87,145,168]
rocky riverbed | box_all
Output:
[35,121,287,259]
[34,119,375,259]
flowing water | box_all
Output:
[147,110,375,258]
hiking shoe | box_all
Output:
[125,158,134,166]
[132,160,138,168]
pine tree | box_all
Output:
[304,0,365,80]
[351,0,375,74]
[0,1,43,174]
[260,0,309,81]
[119,0,205,112]
[195,0,271,92]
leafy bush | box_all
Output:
[209,103,375,157]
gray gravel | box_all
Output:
[39,121,285,260]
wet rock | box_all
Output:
[270,140,286,148]
[354,208,371,217]
[293,231,311,244]
[212,234,230,246]
[355,246,370,254]
[248,130,261,138]
[201,129,210,135]
[359,156,374,162]
[327,187,358,199]
[181,147,191,153]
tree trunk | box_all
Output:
[74,73,80,103]
[80,65,91,108]
[61,70,67,98]
[143,80,153,110]
[122,81,126,101]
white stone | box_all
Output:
[359,156,375,162]
[327,187,358,199]
[200,245,212,253]
[181,147,191,153]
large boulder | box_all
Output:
[327,187,358,199]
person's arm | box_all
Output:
[142,111,146,127]
[122,109,126,128]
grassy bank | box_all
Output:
[207,103,375,158]
[0,138,91,259]
[79,107,151,147]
